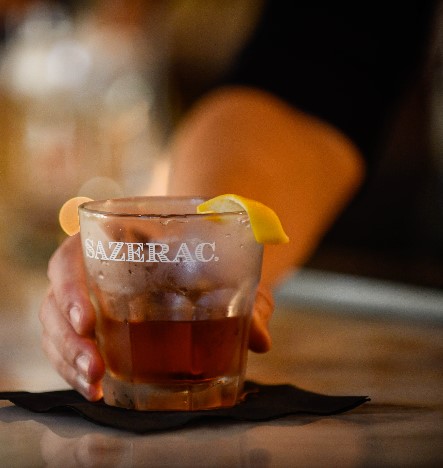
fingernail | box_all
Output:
[76,354,91,380]
[76,376,102,401]
[76,375,92,399]
[69,305,82,333]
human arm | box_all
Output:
[167,86,365,287]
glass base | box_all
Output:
[101,372,244,411]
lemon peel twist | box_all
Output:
[197,194,289,244]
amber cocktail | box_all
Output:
[79,197,263,411]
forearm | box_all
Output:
[167,86,365,287]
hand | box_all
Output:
[39,234,273,401]
[249,283,273,353]
[39,234,105,401]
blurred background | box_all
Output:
[0,0,442,317]
[0,0,441,400]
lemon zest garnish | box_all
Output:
[197,194,289,244]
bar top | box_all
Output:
[0,266,442,467]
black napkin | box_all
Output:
[0,381,369,434]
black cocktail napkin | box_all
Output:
[0,381,369,434]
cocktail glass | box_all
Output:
[78,197,263,410]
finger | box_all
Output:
[47,234,95,336]
[248,284,274,353]
[39,291,105,387]
[42,335,103,401]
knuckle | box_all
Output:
[40,331,51,356]
[257,284,274,308]
[255,287,274,323]
[47,234,79,281]
[38,289,54,324]
[47,249,61,281]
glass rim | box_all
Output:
[78,196,245,219]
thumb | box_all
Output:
[248,283,274,353]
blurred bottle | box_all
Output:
[0,2,167,264]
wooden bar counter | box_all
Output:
[0,265,442,467]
